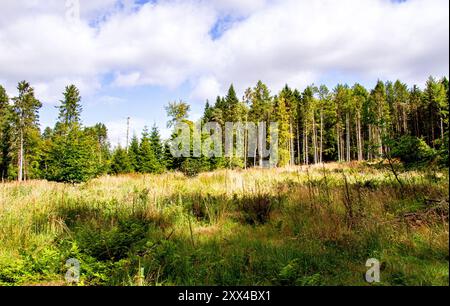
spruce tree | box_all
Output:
[111,145,132,174]
[0,86,12,180]
[128,135,140,172]
[12,81,42,181]
[139,127,160,173]
[47,85,98,183]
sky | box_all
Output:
[0,0,448,145]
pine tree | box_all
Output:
[139,127,160,173]
[12,81,42,181]
[47,85,98,183]
[128,135,140,172]
[352,84,368,161]
[0,86,12,180]
[423,76,447,146]
[369,81,390,157]
[84,123,111,174]
[224,84,241,122]
[150,124,164,162]
[274,94,291,166]
[111,145,132,174]
[57,85,82,131]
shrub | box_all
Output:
[180,158,209,177]
[389,136,436,165]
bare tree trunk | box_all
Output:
[290,122,294,166]
[244,120,247,169]
[320,109,323,164]
[305,129,309,165]
[346,113,350,162]
[378,127,383,157]
[24,157,27,182]
[440,117,444,141]
[341,131,345,162]
[312,116,317,164]
[357,111,363,161]
[297,123,301,165]
[18,130,23,182]
[337,124,341,162]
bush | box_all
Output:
[389,136,436,165]
[180,158,209,177]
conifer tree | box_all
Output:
[139,127,160,173]
[111,145,132,174]
[12,81,42,181]
[128,135,140,172]
[0,86,12,180]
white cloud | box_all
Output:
[106,116,172,147]
[0,0,448,106]
[190,76,222,101]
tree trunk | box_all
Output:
[244,120,247,169]
[18,130,23,182]
[367,125,371,160]
[297,123,301,165]
[312,116,317,164]
[346,113,350,162]
[290,122,294,166]
[378,127,383,157]
[357,111,363,161]
[305,129,309,165]
[402,105,408,135]
[337,124,341,162]
[320,110,323,164]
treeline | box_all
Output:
[0,76,448,183]
[161,76,448,174]
[0,82,172,183]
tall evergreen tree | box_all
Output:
[12,81,42,181]
[57,85,82,131]
[128,134,140,172]
[139,127,160,173]
[111,145,132,174]
[47,85,98,183]
[0,86,12,180]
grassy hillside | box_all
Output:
[0,162,448,286]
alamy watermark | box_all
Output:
[365,258,381,283]
[168,121,279,167]
[65,0,80,24]
[65,258,80,284]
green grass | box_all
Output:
[0,162,448,286]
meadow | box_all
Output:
[0,162,448,286]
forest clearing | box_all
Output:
[0,162,448,286]
[0,0,448,292]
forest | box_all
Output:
[0,76,448,286]
[0,76,448,183]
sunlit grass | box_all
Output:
[0,162,448,286]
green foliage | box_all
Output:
[389,136,436,165]
[180,158,209,177]
[57,85,82,128]
[128,135,140,172]
[0,86,12,180]
[111,146,132,175]
[47,128,100,183]
[138,128,162,174]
